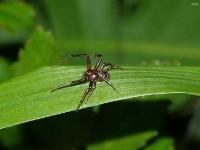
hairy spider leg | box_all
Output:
[71,54,91,69]
[77,82,96,110]
[94,54,103,70]
[51,78,87,92]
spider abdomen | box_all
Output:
[84,69,99,82]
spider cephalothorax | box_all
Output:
[52,54,121,110]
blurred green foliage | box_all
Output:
[12,26,62,76]
[0,1,35,44]
[0,1,35,31]
[88,131,157,150]
[144,137,174,150]
[0,0,199,150]
[0,57,11,82]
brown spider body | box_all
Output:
[52,54,121,110]
[83,69,110,82]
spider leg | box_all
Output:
[71,54,91,69]
[103,63,123,70]
[51,78,87,92]
[103,78,118,92]
[94,54,103,70]
[77,82,96,110]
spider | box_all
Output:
[51,54,121,110]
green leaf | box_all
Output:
[0,1,35,31]
[0,57,11,82]
[144,137,174,150]
[12,26,62,76]
[0,66,200,129]
[88,131,157,150]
